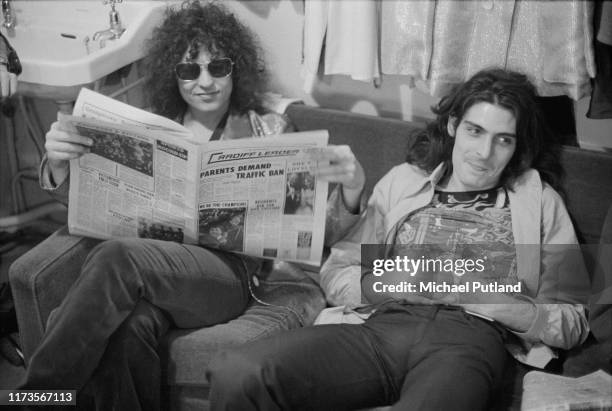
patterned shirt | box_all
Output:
[391,186,518,299]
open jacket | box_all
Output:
[319,162,590,367]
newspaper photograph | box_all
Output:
[197,133,329,265]
[63,88,330,265]
[62,114,202,244]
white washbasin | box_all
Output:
[1,0,167,99]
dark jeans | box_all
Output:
[208,302,508,411]
[19,238,251,411]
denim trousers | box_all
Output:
[208,302,509,411]
[19,237,252,410]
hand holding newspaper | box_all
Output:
[60,88,329,265]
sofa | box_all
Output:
[9,104,612,410]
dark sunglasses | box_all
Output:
[175,58,234,81]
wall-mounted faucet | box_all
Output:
[93,0,126,48]
[1,0,15,30]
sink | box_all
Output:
[1,0,167,101]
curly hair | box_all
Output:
[406,68,563,192]
[143,1,268,120]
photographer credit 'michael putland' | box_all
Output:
[368,255,523,295]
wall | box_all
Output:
[1,0,610,218]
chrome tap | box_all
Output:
[1,0,15,30]
[93,0,125,48]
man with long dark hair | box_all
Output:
[208,69,590,411]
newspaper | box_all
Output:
[521,369,612,411]
[61,88,329,265]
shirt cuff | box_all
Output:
[323,185,363,247]
[340,185,366,216]
[332,184,364,217]
[511,296,548,343]
[39,153,68,191]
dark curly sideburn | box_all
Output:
[143,0,268,120]
[406,68,563,192]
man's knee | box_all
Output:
[86,238,140,264]
[82,238,144,281]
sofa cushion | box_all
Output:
[161,278,325,386]
[589,205,612,344]
[559,147,612,244]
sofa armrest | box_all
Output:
[8,226,101,363]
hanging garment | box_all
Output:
[380,0,435,85]
[597,0,612,46]
[427,0,516,97]
[506,0,596,100]
[381,0,596,100]
[587,0,612,119]
[301,0,380,93]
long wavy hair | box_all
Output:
[407,68,563,192]
[143,1,268,120]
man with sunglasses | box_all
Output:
[174,54,235,141]
[14,1,366,410]
[175,56,234,80]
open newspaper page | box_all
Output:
[63,88,202,243]
[198,132,329,266]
